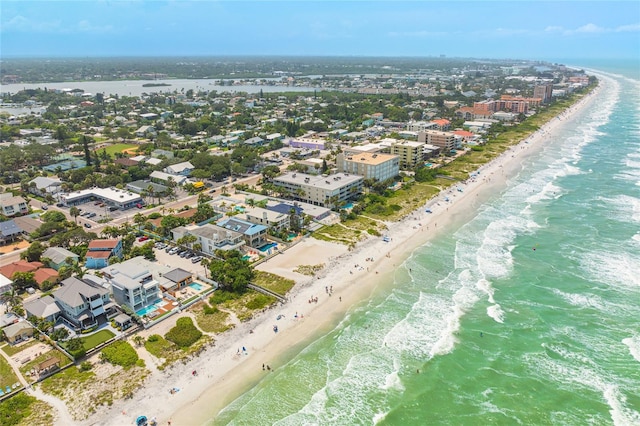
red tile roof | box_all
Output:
[33,268,58,285]
[88,239,120,250]
[86,251,111,259]
[0,260,40,278]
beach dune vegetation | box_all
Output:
[100,341,141,368]
[165,317,202,349]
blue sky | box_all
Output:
[2,1,639,60]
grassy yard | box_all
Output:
[254,271,295,295]
[0,354,19,391]
[81,329,115,351]
[97,143,138,157]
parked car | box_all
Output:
[185,252,195,259]
[191,256,202,264]
[84,223,92,228]
[56,202,64,207]
[165,246,174,253]
[136,203,143,209]
[138,236,149,242]
[168,247,180,255]
[88,212,97,218]
[41,204,48,210]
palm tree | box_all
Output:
[201,258,210,279]
[69,206,80,224]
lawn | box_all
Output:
[210,289,277,322]
[81,329,115,351]
[97,143,138,157]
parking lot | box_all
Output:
[139,240,211,277]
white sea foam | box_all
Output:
[602,194,640,224]
[476,278,495,304]
[486,304,505,323]
[621,336,640,363]
[379,370,404,391]
[527,351,640,426]
[550,288,606,311]
[580,250,640,290]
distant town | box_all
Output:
[0,57,594,424]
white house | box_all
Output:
[164,161,194,176]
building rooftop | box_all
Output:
[63,187,141,204]
[274,172,363,191]
[343,152,398,166]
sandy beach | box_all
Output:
[66,87,600,426]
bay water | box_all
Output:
[213,62,640,425]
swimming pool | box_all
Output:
[341,203,354,210]
[136,305,158,317]
[258,242,278,253]
[189,283,204,291]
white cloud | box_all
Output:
[574,23,606,33]
[2,15,62,33]
[76,20,115,34]
[544,26,564,32]
[616,23,640,32]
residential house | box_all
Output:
[0,260,58,289]
[52,276,116,330]
[149,171,188,186]
[135,125,156,138]
[171,223,244,256]
[151,149,174,159]
[242,206,290,233]
[0,193,28,217]
[2,321,34,344]
[217,217,268,248]
[28,177,62,198]
[12,216,43,236]
[164,161,194,176]
[244,136,265,147]
[102,256,162,314]
[42,247,79,271]
[0,220,23,244]
[24,295,61,324]
[0,273,12,295]
[85,239,123,269]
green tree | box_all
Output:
[11,271,37,292]
[208,250,254,293]
[21,241,46,262]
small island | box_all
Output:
[142,82,171,87]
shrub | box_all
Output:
[245,293,274,310]
[147,334,160,343]
[79,361,93,372]
[165,317,202,348]
[0,393,37,426]
[203,304,219,315]
[100,341,139,368]
[209,290,237,305]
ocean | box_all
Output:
[213,62,640,425]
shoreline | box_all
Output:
[74,86,599,426]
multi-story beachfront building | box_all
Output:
[389,140,424,169]
[102,257,162,314]
[418,130,457,153]
[171,223,244,255]
[336,152,400,182]
[272,172,363,208]
[534,84,554,103]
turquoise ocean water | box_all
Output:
[213,62,640,425]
